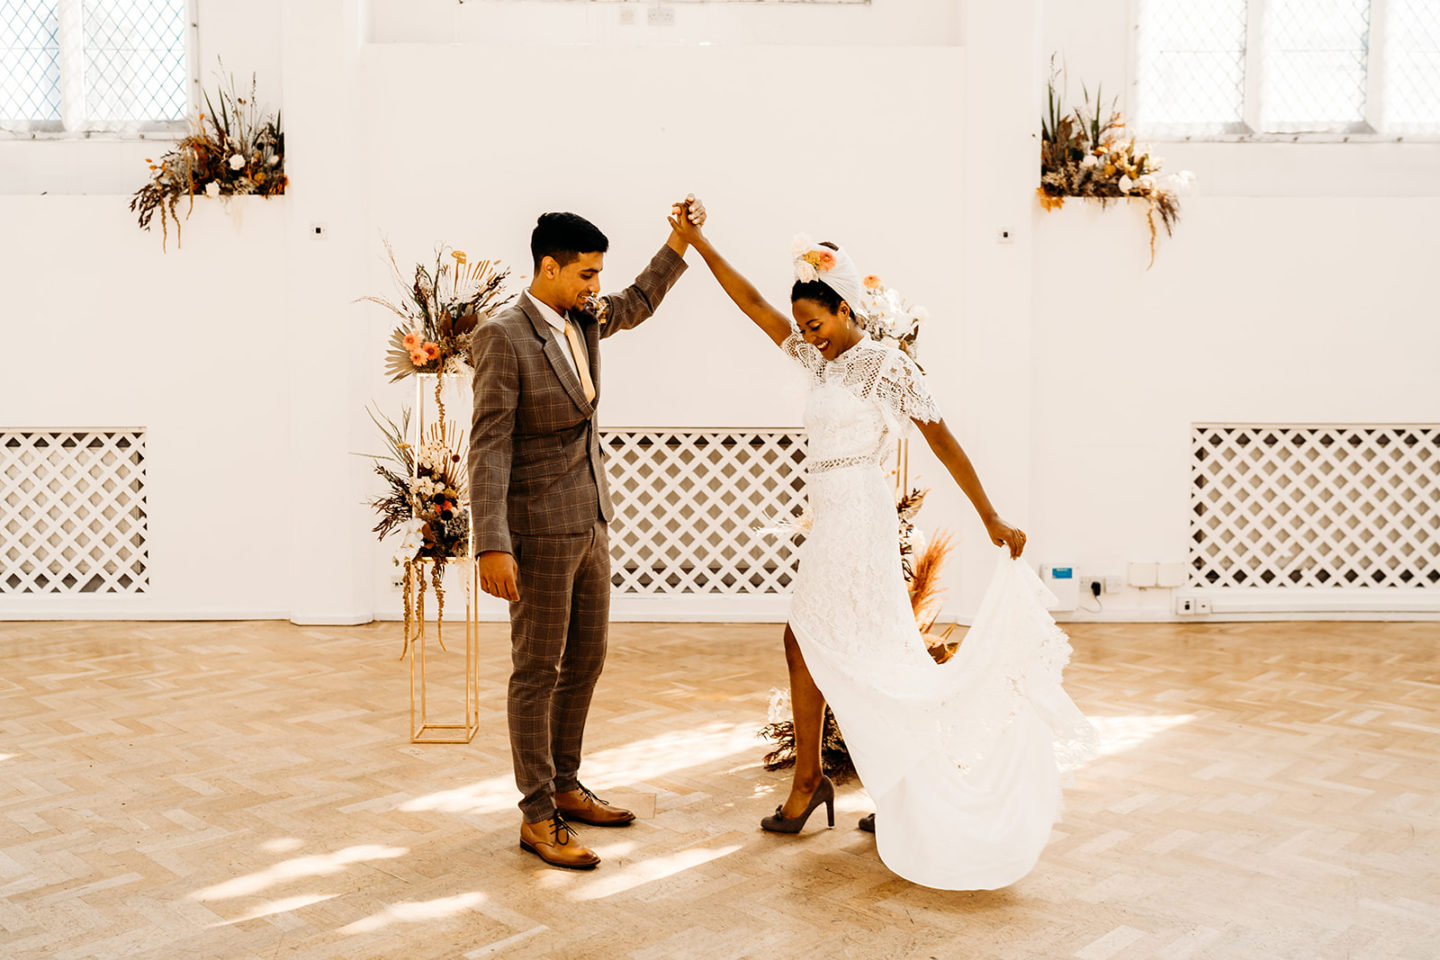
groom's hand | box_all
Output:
[478,551,520,602]
[668,194,707,248]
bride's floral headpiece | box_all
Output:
[791,234,869,321]
[791,234,929,365]
[792,236,838,283]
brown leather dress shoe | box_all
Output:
[554,784,636,827]
[519,813,600,870]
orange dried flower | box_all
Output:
[1036,187,1066,211]
[863,274,883,291]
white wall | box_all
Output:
[1029,197,1440,619]
[358,39,968,620]
[3,0,1436,624]
[370,0,960,46]
[0,0,379,623]
[0,197,294,618]
[1026,0,1440,621]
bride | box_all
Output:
[667,200,1095,890]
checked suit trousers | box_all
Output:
[507,520,612,823]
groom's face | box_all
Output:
[542,251,605,312]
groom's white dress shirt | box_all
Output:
[525,290,585,377]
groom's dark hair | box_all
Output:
[531,212,609,271]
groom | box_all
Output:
[469,200,704,870]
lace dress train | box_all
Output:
[778,330,1096,890]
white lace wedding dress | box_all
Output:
[779,330,1097,891]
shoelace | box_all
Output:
[547,813,578,846]
[575,784,608,807]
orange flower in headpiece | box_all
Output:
[802,249,836,273]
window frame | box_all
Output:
[0,0,200,141]
[1129,0,1438,143]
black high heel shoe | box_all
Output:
[760,776,835,833]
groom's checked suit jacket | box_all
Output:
[468,245,687,555]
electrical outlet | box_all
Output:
[1176,596,1197,615]
[1195,598,1212,615]
[1104,575,1125,594]
[1082,577,1103,598]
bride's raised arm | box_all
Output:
[668,203,792,347]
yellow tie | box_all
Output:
[563,321,597,404]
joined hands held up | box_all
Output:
[669,193,707,247]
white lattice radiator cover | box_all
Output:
[1190,425,1439,596]
[1,430,149,594]
[602,430,807,596]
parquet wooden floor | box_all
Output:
[1,617,1437,960]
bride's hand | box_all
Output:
[985,516,1027,558]
[669,194,707,244]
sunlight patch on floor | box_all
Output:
[191,845,409,901]
[210,893,338,927]
[569,843,744,901]
[1088,713,1197,758]
[340,892,487,935]
[400,721,762,816]
[260,837,305,854]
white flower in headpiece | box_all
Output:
[791,234,815,258]
[795,261,819,283]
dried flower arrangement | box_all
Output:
[1038,57,1194,268]
[364,406,470,656]
[129,67,285,251]
[358,243,513,385]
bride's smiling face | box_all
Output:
[793,298,862,361]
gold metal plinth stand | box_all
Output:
[405,556,480,743]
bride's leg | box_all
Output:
[780,623,827,819]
